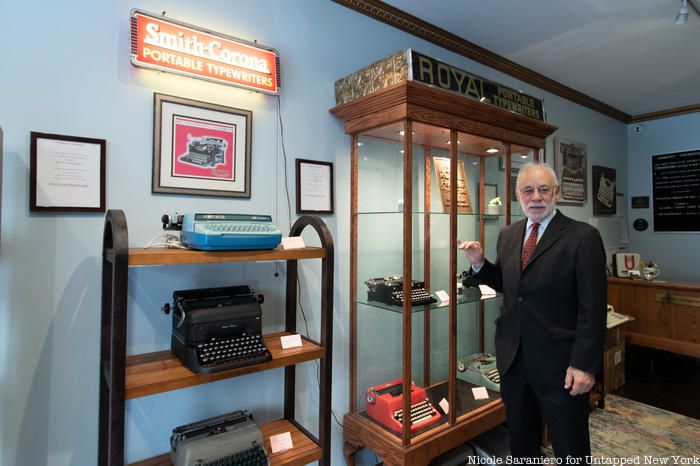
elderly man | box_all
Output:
[459,162,606,461]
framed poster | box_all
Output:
[30,131,106,212]
[295,158,334,214]
[152,93,252,197]
[554,137,587,204]
[592,165,616,215]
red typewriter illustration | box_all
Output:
[365,378,442,434]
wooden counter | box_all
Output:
[607,278,700,357]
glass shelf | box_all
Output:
[356,288,500,314]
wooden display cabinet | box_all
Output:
[98,210,334,465]
[331,81,556,465]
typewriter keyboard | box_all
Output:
[202,223,278,234]
[391,288,437,306]
[181,152,212,165]
[393,399,438,426]
[487,370,501,384]
[202,443,269,466]
[196,334,271,370]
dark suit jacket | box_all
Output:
[474,210,607,380]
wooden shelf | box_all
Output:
[129,418,321,466]
[124,332,324,399]
[127,246,326,266]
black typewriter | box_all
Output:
[170,410,269,466]
[163,285,272,374]
[457,270,482,299]
[365,276,437,306]
[179,136,227,167]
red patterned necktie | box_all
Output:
[521,223,540,270]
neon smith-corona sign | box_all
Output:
[130,9,280,94]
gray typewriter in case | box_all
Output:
[170,410,269,466]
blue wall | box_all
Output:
[626,113,700,282]
[0,0,673,465]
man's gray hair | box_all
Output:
[516,162,559,189]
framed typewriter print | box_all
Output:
[152,93,252,198]
[295,158,334,214]
[30,131,106,212]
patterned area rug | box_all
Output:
[545,394,700,459]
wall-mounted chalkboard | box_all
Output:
[652,149,700,232]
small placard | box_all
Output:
[631,196,649,209]
[478,284,497,299]
[269,431,293,453]
[281,236,305,250]
[435,290,450,303]
[280,333,303,349]
[439,397,450,414]
[472,386,489,400]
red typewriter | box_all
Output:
[365,378,442,434]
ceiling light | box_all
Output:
[520,155,528,159]
[676,0,688,24]
[486,147,499,154]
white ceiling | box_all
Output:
[382,0,700,117]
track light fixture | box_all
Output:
[675,0,689,25]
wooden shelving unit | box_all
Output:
[98,210,334,466]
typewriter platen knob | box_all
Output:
[161,303,171,315]
[256,294,264,305]
[366,388,377,405]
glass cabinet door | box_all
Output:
[354,119,540,441]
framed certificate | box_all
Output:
[30,132,106,212]
[295,158,334,214]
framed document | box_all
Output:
[152,93,252,198]
[30,131,106,212]
[295,158,334,214]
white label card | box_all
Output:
[281,236,305,250]
[479,284,497,300]
[435,290,450,303]
[439,397,449,414]
[280,333,303,349]
[269,431,293,453]
[472,386,489,400]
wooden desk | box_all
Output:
[607,278,700,357]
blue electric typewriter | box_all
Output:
[178,213,282,251]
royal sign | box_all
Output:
[130,9,280,94]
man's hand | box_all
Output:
[564,366,595,396]
[457,240,485,268]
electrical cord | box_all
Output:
[276,93,343,429]
[144,233,186,249]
